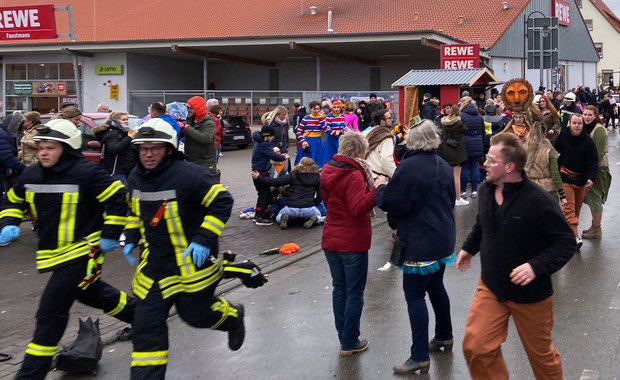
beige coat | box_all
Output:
[19,128,38,165]
[366,138,396,178]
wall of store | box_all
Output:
[82,52,127,112]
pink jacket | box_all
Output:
[344,113,359,132]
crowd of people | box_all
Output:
[0,79,613,379]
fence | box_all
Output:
[129,90,399,125]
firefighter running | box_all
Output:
[0,119,137,379]
[123,118,268,379]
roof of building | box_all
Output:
[391,68,499,87]
[588,0,620,34]
[0,0,531,49]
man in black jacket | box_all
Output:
[456,133,574,380]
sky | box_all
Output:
[607,0,620,18]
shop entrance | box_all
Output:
[30,97,59,113]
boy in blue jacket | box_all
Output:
[251,125,289,225]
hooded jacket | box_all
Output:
[321,155,376,252]
[376,149,456,262]
[251,131,286,172]
[460,105,485,158]
[185,96,216,169]
[93,119,136,176]
[256,171,321,208]
[440,115,468,166]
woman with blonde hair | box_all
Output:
[251,156,321,229]
[440,106,468,206]
[53,106,82,127]
[19,111,41,165]
[262,105,291,176]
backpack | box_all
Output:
[55,318,103,375]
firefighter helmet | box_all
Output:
[32,119,83,150]
[132,118,178,149]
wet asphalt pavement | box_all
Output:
[3,132,620,379]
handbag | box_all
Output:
[389,234,406,266]
[446,137,459,149]
[55,317,103,375]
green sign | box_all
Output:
[13,82,32,95]
[95,65,123,75]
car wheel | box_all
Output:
[237,144,249,149]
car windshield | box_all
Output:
[92,116,141,129]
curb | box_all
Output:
[99,215,388,347]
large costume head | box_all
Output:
[501,78,534,113]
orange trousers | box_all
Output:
[561,183,586,237]
[462,280,563,380]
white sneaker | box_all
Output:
[576,237,583,250]
[470,191,478,198]
[461,192,468,199]
[455,198,470,206]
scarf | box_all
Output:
[353,157,375,190]
[366,125,393,154]
[511,124,529,140]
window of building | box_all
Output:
[6,64,26,80]
[595,43,603,58]
[27,63,59,80]
[60,63,81,79]
[602,70,614,87]
[585,19,593,31]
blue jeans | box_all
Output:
[275,206,321,223]
[324,250,368,350]
[403,265,452,362]
[461,156,481,193]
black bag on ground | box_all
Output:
[389,234,406,266]
[55,317,102,374]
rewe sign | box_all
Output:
[0,5,56,40]
[552,0,570,26]
[440,44,480,70]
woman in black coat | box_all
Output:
[92,112,136,184]
[459,97,485,198]
[440,106,468,206]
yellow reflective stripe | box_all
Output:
[0,209,24,219]
[7,188,24,203]
[200,215,225,236]
[131,351,168,367]
[159,265,224,299]
[164,201,193,276]
[159,255,222,288]
[25,343,57,356]
[25,191,37,219]
[126,216,140,229]
[210,297,238,329]
[58,192,78,247]
[35,231,100,270]
[224,266,252,274]
[96,180,124,203]
[104,215,128,226]
[36,245,90,270]
[106,291,127,316]
[201,184,226,208]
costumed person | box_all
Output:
[1,119,137,379]
[295,100,326,167]
[251,156,322,229]
[500,79,565,202]
[582,105,611,240]
[365,109,397,179]
[344,101,360,132]
[323,100,347,163]
[123,118,268,379]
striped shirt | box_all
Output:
[296,114,326,143]
[325,113,347,136]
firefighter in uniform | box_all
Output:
[0,119,136,379]
[124,118,267,379]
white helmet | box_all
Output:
[32,119,82,149]
[564,92,577,102]
[533,95,542,105]
[132,118,178,149]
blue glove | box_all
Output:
[183,242,210,267]
[0,225,20,245]
[99,238,119,253]
[123,243,137,266]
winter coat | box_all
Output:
[321,155,376,252]
[256,171,321,208]
[251,131,286,172]
[554,127,598,186]
[367,100,385,119]
[293,106,307,127]
[93,119,136,176]
[420,100,436,120]
[366,137,396,178]
[344,112,359,132]
[462,177,575,303]
[440,116,468,166]
[0,127,25,182]
[460,105,485,158]
[270,118,290,153]
[185,96,217,170]
[375,149,456,262]
[19,127,38,165]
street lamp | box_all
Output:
[523,11,550,90]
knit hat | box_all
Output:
[331,100,345,108]
[261,125,275,137]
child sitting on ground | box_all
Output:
[251,125,289,225]
[251,157,321,229]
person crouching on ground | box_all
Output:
[251,125,289,225]
[321,132,384,357]
[251,157,321,229]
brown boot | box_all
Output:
[582,226,602,240]
[582,225,593,235]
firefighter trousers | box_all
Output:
[16,259,136,380]
[130,282,241,380]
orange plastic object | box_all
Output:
[279,242,300,255]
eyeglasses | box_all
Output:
[484,154,508,167]
[138,146,165,154]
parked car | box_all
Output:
[39,112,141,162]
[222,116,252,149]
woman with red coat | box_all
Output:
[321,132,385,357]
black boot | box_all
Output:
[228,303,245,351]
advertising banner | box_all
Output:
[440,44,480,70]
[33,81,66,95]
[0,5,57,40]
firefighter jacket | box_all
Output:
[0,157,128,272]
[125,157,233,300]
